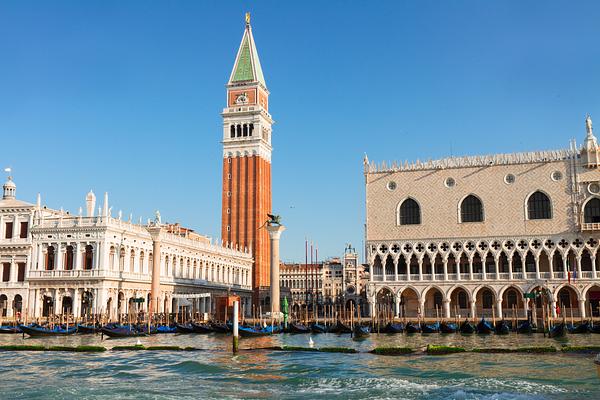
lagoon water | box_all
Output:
[0,332,598,399]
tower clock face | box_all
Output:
[235,93,248,105]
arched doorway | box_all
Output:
[449,287,470,319]
[423,287,444,318]
[376,288,394,318]
[62,296,73,315]
[556,286,579,317]
[399,288,419,318]
[475,287,495,318]
[13,294,22,317]
[0,295,7,317]
[42,296,54,317]
[502,286,524,319]
[587,285,600,317]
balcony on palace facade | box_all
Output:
[371,269,597,282]
[581,222,600,231]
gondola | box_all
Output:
[76,324,99,334]
[0,325,21,334]
[549,322,567,338]
[210,322,232,333]
[289,323,311,334]
[567,321,590,334]
[495,320,511,335]
[238,326,272,337]
[100,326,148,338]
[20,325,78,337]
[352,324,370,338]
[440,322,458,334]
[405,321,422,334]
[175,323,195,334]
[476,318,494,334]
[459,320,476,334]
[421,322,440,333]
[517,320,534,334]
[191,322,214,333]
[589,324,600,334]
[331,321,352,334]
[156,325,177,333]
[384,322,405,333]
[310,323,328,333]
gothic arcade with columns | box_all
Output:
[365,116,600,320]
[221,16,273,303]
[0,178,253,320]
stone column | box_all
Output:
[534,256,540,280]
[496,298,503,320]
[576,256,582,280]
[563,256,569,279]
[549,256,554,280]
[456,259,461,281]
[443,258,448,281]
[75,243,82,270]
[593,255,598,279]
[419,299,426,319]
[551,299,557,318]
[494,257,499,280]
[468,257,474,281]
[147,226,163,316]
[443,299,451,319]
[55,289,62,316]
[418,258,423,281]
[393,259,398,282]
[266,224,285,316]
[508,258,513,280]
[9,258,17,282]
[470,299,477,319]
[395,295,401,318]
[578,298,586,319]
[73,289,80,319]
[55,244,64,271]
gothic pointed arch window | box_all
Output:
[398,198,421,225]
[584,198,600,223]
[527,191,552,220]
[460,195,484,223]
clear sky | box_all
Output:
[1,1,599,262]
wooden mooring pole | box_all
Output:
[232,300,239,354]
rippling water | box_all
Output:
[0,332,598,399]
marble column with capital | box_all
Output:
[266,224,285,316]
[147,225,163,317]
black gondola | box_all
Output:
[20,325,77,337]
[175,323,195,334]
[353,324,370,338]
[191,322,213,333]
[440,322,458,334]
[589,324,600,334]
[77,324,99,334]
[332,321,352,334]
[290,323,311,334]
[517,320,534,334]
[405,321,422,334]
[100,326,148,338]
[495,320,510,335]
[549,322,567,338]
[476,318,494,334]
[210,322,232,333]
[310,323,328,333]
[568,321,590,334]
[384,322,404,333]
[459,320,476,334]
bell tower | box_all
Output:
[221,13,273,303]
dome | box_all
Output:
[2,176,16,200]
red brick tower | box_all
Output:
[221,14,273,304]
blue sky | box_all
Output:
[1,1,599,262]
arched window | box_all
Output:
[46,246,55,270]
[506,289,518,308]
[433,292,443,308]
[84,245,93,270]
[458,291,468,309]
[65,245,74,270]
[230,125,235,138]
[399,198,421,225]
[460,195,484,223]
[130,250,135,272]
[482,290,493,309]
[527,191,551,219]
[584,198,600,223]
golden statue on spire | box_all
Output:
[245,12,251,25]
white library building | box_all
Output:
[365,116,600,320]
[0,177,253,320]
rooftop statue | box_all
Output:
[586,114,593,135]
[154,210,162,225]
[266,213,281,226]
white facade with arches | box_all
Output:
[365,116,600,320]
[0,177,253,320]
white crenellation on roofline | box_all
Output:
[365,148,577,174]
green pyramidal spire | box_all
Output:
[229,14,266,87]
